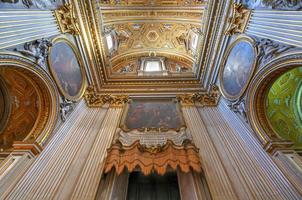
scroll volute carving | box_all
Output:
[55,3,81,35]
[225,3,251,35]
[84,85,128,108]
[177,85,221,107]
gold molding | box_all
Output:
[177,85,221,107]
[54,3,81,35]
[84,85,129,108]
[225,3,251,36]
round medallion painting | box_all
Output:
[49,37,86,101]
[220,37,256,100]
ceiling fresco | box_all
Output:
[266,67,302,147]
[98,0,205,75]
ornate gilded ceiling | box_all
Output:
[76,0,219,94]
[98,0,205,76]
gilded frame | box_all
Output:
[219,35,258,101]
[48,36,87,101]
[120,98,186,132]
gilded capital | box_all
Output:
[54,4,81,35]
[177,94,195,107]
[225,3,251,35]
[84,85,128,108]
[177,85,221,107]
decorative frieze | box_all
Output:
[225,3,251,35]
[84,85,128,107]
[177,84,220,107]
[54,4,81,35]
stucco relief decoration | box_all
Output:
[225,3,251,35]
[255,38,294,67]
[84,85,129,107]
[16,38,52,68]
[177,85,221,107]
[54,3,81,35]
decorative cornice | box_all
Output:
[225,3,251,35]
[84,85,128,108]
[177,84,221,107]
[54,4,81,35]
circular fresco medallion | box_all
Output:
[219,36,257,100]
[48,37,86,101]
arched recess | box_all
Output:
[246,51,302,153]
[0,53,59,152]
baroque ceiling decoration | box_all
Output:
[76,0,218,94]
[99,1,204,74]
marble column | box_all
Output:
[181,104,239,199]
[197,101,301,199]
[5,101,108,199]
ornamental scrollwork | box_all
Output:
[225,3,251,35]
[54,3,81,35]
[228,98,248,123]
[177,84,221,107]
[15,38,52,68]
[60,97,75,122]
[84,85,128,107]
[255,38,294,67]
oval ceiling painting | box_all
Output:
[48,37,86,101]
[220,37,257,100]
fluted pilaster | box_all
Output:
[0,10,60,49]
[246,9,302,48]
[181,105,238,199]
[197,101,301,199]
[6,101,108,199]
[70,107,123,199]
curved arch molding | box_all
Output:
[246,51,302,152]
[0,53,59,149]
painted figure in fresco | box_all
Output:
[222,41,255,97]
[126,101,181,130]
[50,42,83,97]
